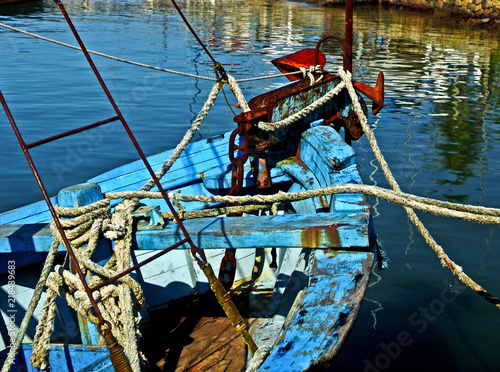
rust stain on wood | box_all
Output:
[301,224,342,248]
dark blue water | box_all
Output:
[1,1,499,371]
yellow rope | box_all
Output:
[201,262,258,353]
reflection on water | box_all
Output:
[1,1,500,371]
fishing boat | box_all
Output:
[0,0,384,371]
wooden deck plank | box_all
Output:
[141,291,253,372]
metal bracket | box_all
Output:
[132,205,166,230]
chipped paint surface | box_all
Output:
[259,250,374,371]
[7,344,113,371]
[255,127,374,370]
[277,157,330,212]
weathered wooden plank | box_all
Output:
[136,212,370,251]
[87,132,231,195]
[277,159,330,213]
[299,126,368,214]
[172,317,248,372]
[136,213,368,249]
[0,223,53,252]
[0,197,57,225]
[259,249,374,371]
[0,212,370,254]
[300,126,357,185]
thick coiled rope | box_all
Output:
[28,200,146,371]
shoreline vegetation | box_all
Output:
[311,0,500,31]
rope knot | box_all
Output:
[103,220,126,240]
[300,66,316,86]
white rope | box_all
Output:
[105,185,500,225]
[0,22,312,84]
[27,198,146,371]
[140,81,221,192]
[227,74,250,112]
[256,80,346,132]
[110,200,142,371]
[30,288,58,370]
[300,66,317,86]
[245,346,270,372]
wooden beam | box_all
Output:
[0,212,370,254]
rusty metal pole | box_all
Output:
[0,91,133,372]
[345,0,353,73]
[50,0,257,356]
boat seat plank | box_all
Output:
[0,212,370,253]
[136,211,370,251]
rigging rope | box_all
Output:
[338,68,500,309]
[0,22,309,83]
[2,28,499,370]
[105,185,500,225]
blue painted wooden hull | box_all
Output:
[9,344,113,372]
[0,122,374,371]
